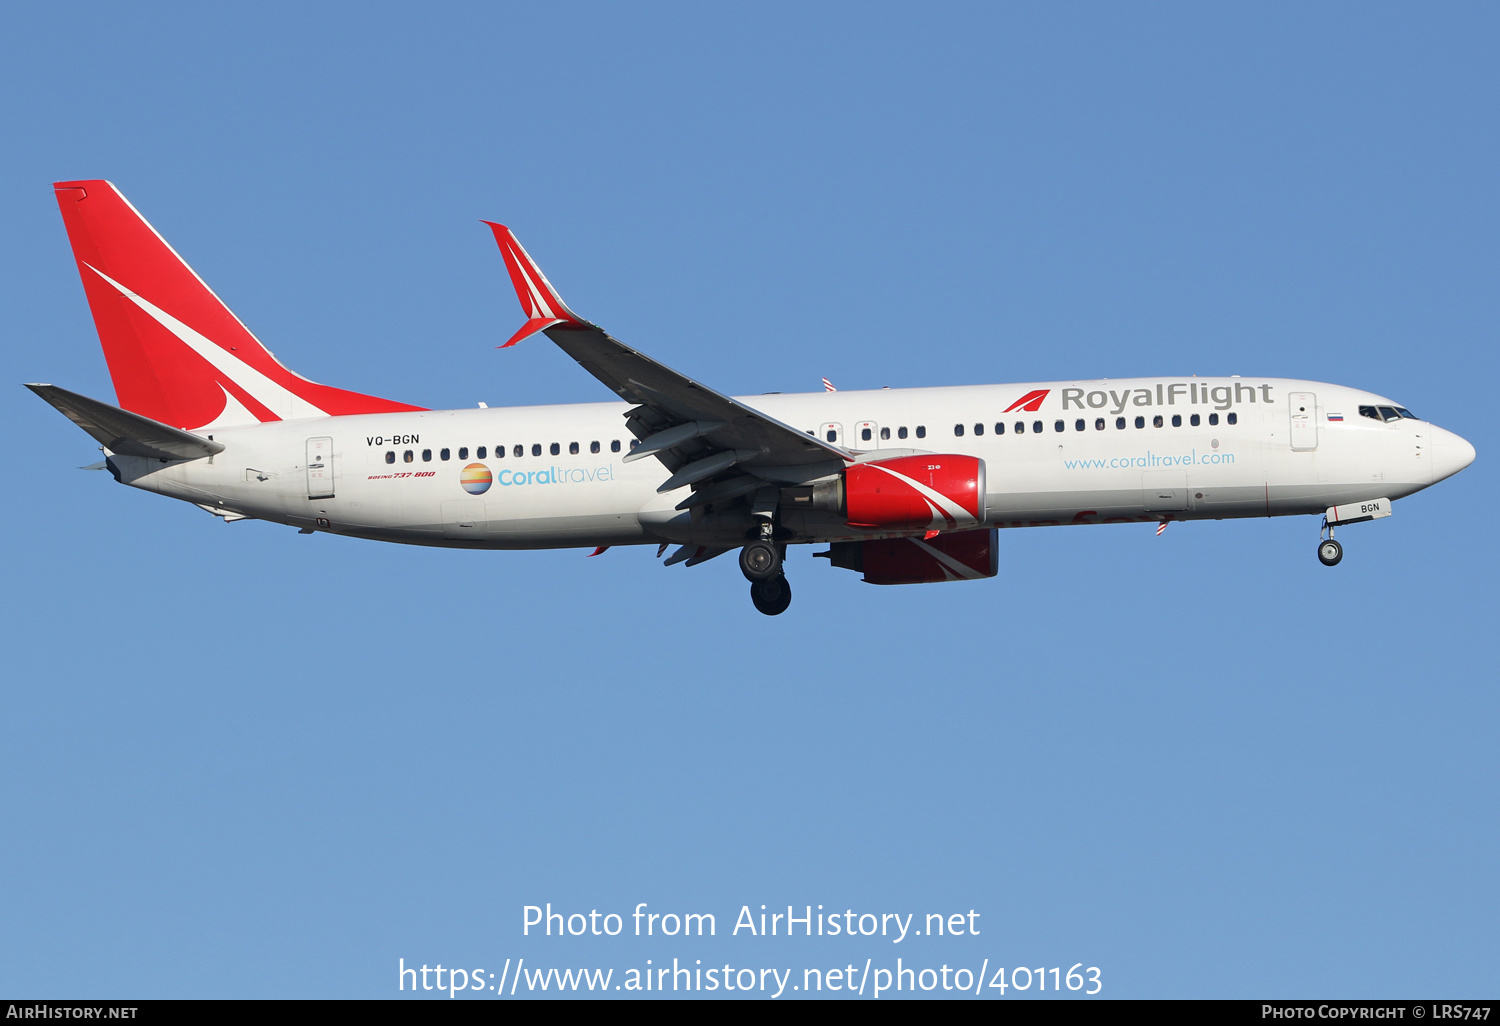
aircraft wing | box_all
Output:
[485,223,852,501]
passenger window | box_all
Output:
[611,440,621,452]
[916,426,926,439]
[514,444,524,458]
[1152,416,1163,428]
[532,444,542,456]
[995,422,1005,435]
[1015,421,1025,435]
[898,426,908,439]
[422,449,433,462]
[1075,419,1085,431]
[590,441,600,453]
[385,451,395,464]
[880,427,890,440]
[569,442,579,455]
[1094,418,1105,431]
[1359,406,1380,420]
[1054,420,1064,433]
[1134,416,1145,429]
[1227,412,1238,425]
[404,450,413,463]
[861,427,872,441]
[1171,415,1181,427]
[974,423,984,436]
[459,447,468,460]
[630,439,640,450]
[1116,417,1126,430]
[1190,414,1200,427]
[1033,421,1043,434]
[477,446,486,459]
[954,424,965,437]
[826,429,837,442]
[550,442,561,456]
[1208,413,1219,426]
[440,448,451,461]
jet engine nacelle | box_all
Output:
[818,528,999,585]
[811,453,986,530]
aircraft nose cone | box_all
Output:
[1431,426,1476,484]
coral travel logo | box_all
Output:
[460,463,493,495]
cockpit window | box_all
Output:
[1378,406,1401,423]
[1396,407,1418,420]
[1359,406,1379,420]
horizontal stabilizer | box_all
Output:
[26,383,225,460]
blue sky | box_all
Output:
[1,2,1495,999]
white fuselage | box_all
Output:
[104,376,1472,549]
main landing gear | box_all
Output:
[739,538,782,581]
[750,574,792,615]
[741,524,791,615]
[1317,517,1343,567]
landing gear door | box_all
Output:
[1289,392,1318,451]
[306,436,335,499]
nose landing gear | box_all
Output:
[1317,515,1343,566]
[1318,537,1343,566]
[1315,498,1393,566]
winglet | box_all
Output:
[482,222,590,347]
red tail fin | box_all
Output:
[53,180,423,430]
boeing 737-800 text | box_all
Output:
[31,181,1476,614]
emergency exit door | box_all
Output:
[306,436,334,499]
[1289,392,1318,451]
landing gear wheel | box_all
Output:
[740,540,782,582]
[1318,538,1343,566]
[750,575,792,616]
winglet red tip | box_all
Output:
[483,221,587,347]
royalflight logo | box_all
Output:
[1003,389,1050,413]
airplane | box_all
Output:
[30,180,1476,615]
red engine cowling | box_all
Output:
[842,454,986,530]
[819,528,999,585]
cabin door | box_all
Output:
[306,436,334,499]
[1289,392,1318,451]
